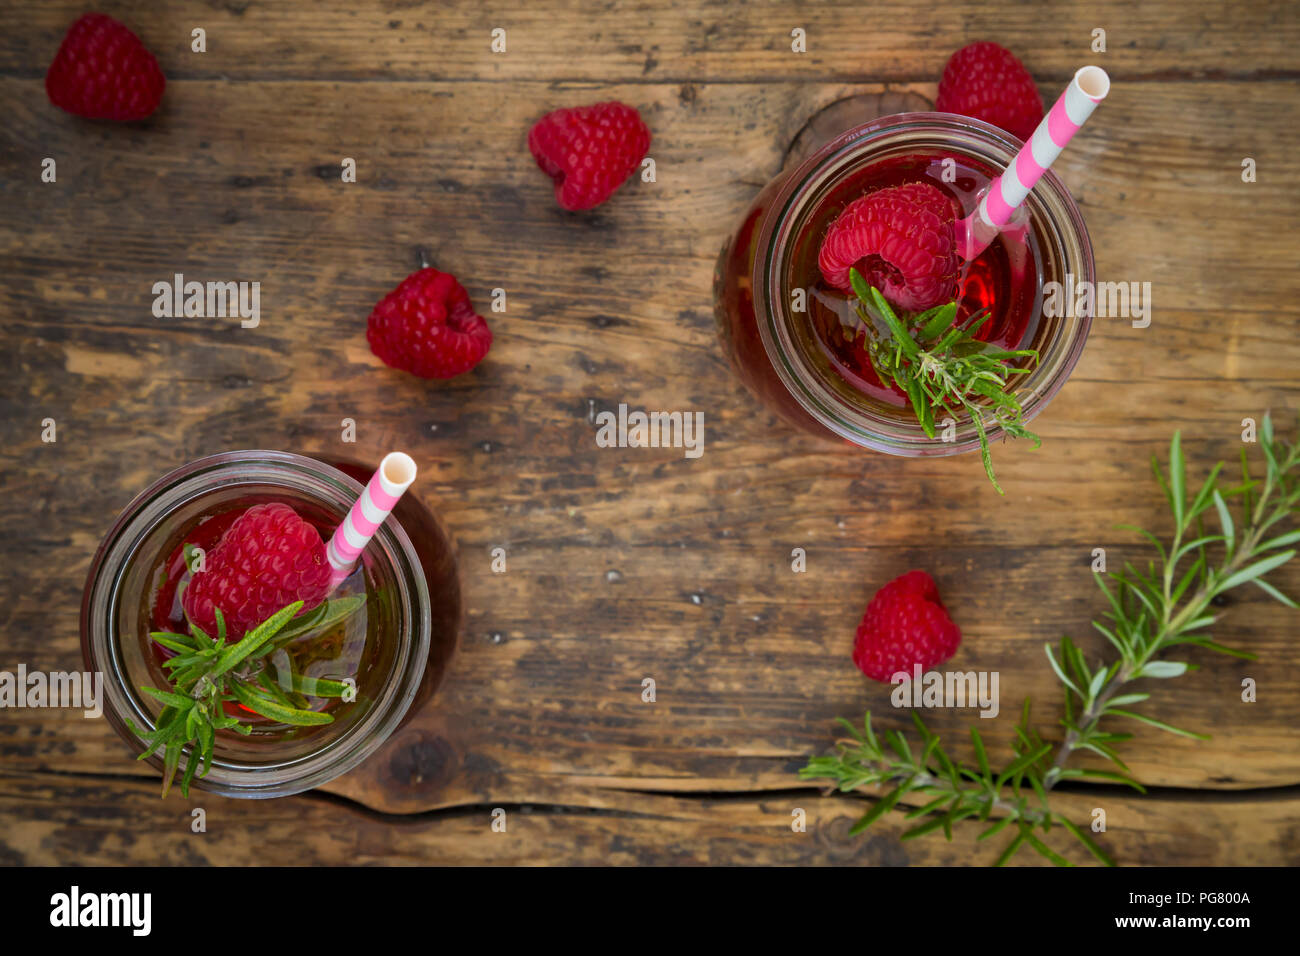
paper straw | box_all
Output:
[326,452,417,589]
[958,65,1110,260]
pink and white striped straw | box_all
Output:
[958,65,1110,260]
[326,452,417,589]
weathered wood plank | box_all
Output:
[2,77,1298,305]
[2,1,1297,82]
[1,523,1296,800]
[2,770,1296,866]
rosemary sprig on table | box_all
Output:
[849,268,1040,494]
[800,416,1300,865]
[126,595,364,798]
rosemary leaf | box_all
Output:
[229,678,334,726]
[210,601,303,678]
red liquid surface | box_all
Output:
[147,498,370,723]
[144,461,461,732]
[714,147,1047,440]
[797,152,1039,408]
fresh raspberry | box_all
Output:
[818,182,960,312]
[366,268,493,379]
[528,101,651,211]
[181,503,332,641]
[935,42,1043,143]
[46,13,165,121]
[852,571,962,683]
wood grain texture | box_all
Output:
[1,0,1299,865]
[3,770,1297,866]
[3,1,1299,81]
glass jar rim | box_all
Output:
[80,450,432,798]
[754,111,1096,456]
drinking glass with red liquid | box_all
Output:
[81,451,461,798]
[714,113,1094,460]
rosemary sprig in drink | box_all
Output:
[127,595,364,798]
[848,267,1040,494]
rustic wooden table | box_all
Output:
[2,0,1298,866]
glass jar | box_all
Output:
[80,450,458,799]
[713,112,1095,457]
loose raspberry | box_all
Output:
[852,570,962,682]
[935,42,1043,143]
[181,503,332,641]
[818,182,960,312]
[366,268,492,379]
[46,13,165,121]
[528,101,651,211]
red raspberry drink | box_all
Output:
[801,153,1039,411]
[714,113,1095,468]
[82,451,461,798]
[145,502,377,732]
